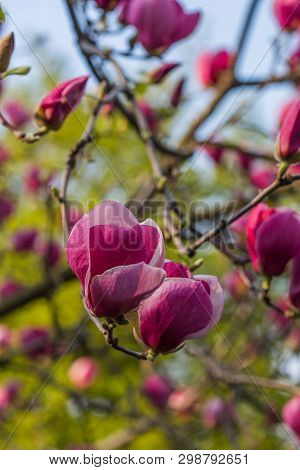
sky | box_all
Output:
[0,0,297,136]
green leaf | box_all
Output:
[0,7,5,23]
[1,65,31,78]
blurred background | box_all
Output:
[0,0,299,450]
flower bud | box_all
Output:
[246,204,300,276]
[170,78,185,107]
[35,75,89,130]
[3,101,30,128]
[0,32,14,73]
[202,398,233,429]
[0,280,22,300]
[223,270,248,300]
[95,0,120,10]
[249,162,276,189]
[282,396,300,440]
[276,99,300,162]
[68,357,99,389]
[138,101,159,133]
[12,229,38,252]
[274,0,300,31]
[167,387,199,414]
[197,50,234,87]
[149,63,179,84]
[143,374,173,408]
[0,194,14,224]
[20,327,52,359]
[137,275,223,354]
[0,324,12,348]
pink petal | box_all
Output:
[89,262,165,318]
[193,275,224,336]
[289,253,300,309]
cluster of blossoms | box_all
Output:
[66,201,224,358]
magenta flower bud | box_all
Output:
[95,0,120,10]
[143,374,173,408]
[67,201,165,319]
[37,239,61,268]
[12,229,38,252]
[282,396,300,439]
[0,194,14,224]
[24,165,44,194]
[0,280,22,300]
[267,298,292,332]
[138,100,158,133]
[289,253,300,309]
[0,380,20,411]
[138,275,223,354]
[120,0,201,54]
[163,260,192,279]
[170,77,185,107]
[246,204,300,276]
[276,99,300,161]
[0,146,10,164]
[68,356,99,389]
[202,397,231,429]
[0,324,12,348]
[249,163,276,189]
[35,75,89,130]
[20,327,52,359]
[167,387,199,414]
[278,99,297,127]
[197,50,234,87]
[204,144,223,164]
[237,152,251,171]
[223,270,248,300]
[149,63,180,84]
[274,0,300,31]
[3,101,30,128]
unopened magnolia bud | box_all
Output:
[0,32,14,73]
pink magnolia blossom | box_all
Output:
[282,396,300,439]
[138,101,158,133]
[24,166,44,194]
[19,327,52,359]
[246,203,300,276]
[0,194,14,224]
[35,75,89,130]
[143,374,173,408]
[67,201,165,319]
[202,397,232,429]
[0,325,12,348]
[37,239,61,268]
[12,229,38,252]
[120,0,200,54]
[289,253,300,309]
[149,63,180,84]
[3,101,30,128]
[167,387,199,414]
[274,0,300,31]
[197,50,234,87]
[223,270,248,300]
[278,99,297,127]
[68,357,99,389]
[163,260,192,279]
[0,381,20,411]
[137,274,223,354]
[0,280,22,300]
[276,99,300,161]
[249,162,277,189]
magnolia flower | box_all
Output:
[137,261,223,354]
[202,398,233,429]
[167,387,199,414]
[197,50,234,87]
[246,203,300,276]
[282,396,300,440]
[35,75,89,130]
[289,253,300,309]
[0,280,22,300]
[276,99,300,161]
[273,0,300,31]
[3,101,30,128]
[120,0,200,54]
[149,63,180,84]
[249,162,277,189]
[67,201,165,319]
[143,375,173,408]
[68,357,99,389]
[19,327,52,359]
[12,229,38,252]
